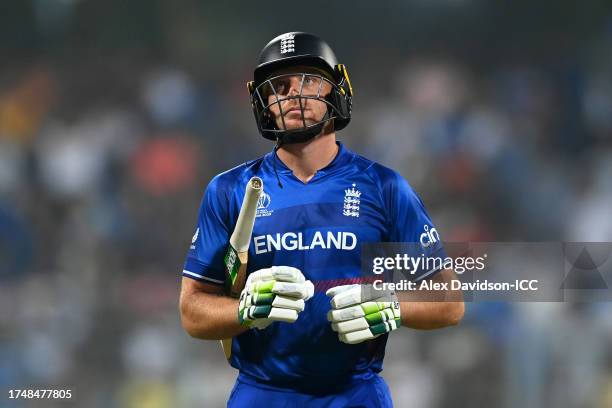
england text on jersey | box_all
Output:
[253,231,357,254]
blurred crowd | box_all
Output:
[2,1,612,407]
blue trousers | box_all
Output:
[227,374,394,407]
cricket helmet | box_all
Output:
[247,32,353,144]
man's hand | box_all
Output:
[326,284,401,344]
[238,266,314,330]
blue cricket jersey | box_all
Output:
[183,142,444,391]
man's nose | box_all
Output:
[287,77,303,96]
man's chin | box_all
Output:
[279,119,317,130]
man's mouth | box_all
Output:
[285,107,305,115]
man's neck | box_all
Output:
[277,132,339,183]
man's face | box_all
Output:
[264,66,333,130]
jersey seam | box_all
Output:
[184,257,225,282]
[360,160,390,238]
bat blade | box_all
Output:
[225,176,263,298]
[221,176,262,359]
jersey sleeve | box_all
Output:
[182,176,232,285]
[384,171,446,281]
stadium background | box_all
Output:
[1,1,612,407]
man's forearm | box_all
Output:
[399,269,465,329]
[180,283,248,340]
[400,300,464,329]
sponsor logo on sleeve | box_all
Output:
[419,224,440,248]
[190,228,199,250]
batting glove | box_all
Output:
[326,284,401,344]
[238,266,314,330]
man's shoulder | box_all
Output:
[209,156,267,189]
[349,151,403,187]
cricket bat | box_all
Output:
[221,176,263,358]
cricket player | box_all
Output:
[180,32,464,407]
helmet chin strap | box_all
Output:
[276,111,331,145]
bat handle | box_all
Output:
[230,273,247,298]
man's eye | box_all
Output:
[271,79,288,94]
[304,77,322,91]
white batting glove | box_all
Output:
[326,284,401,344]
[238,266,314,330]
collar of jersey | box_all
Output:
[268,141,353,177]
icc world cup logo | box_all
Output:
[257,192,271,209]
